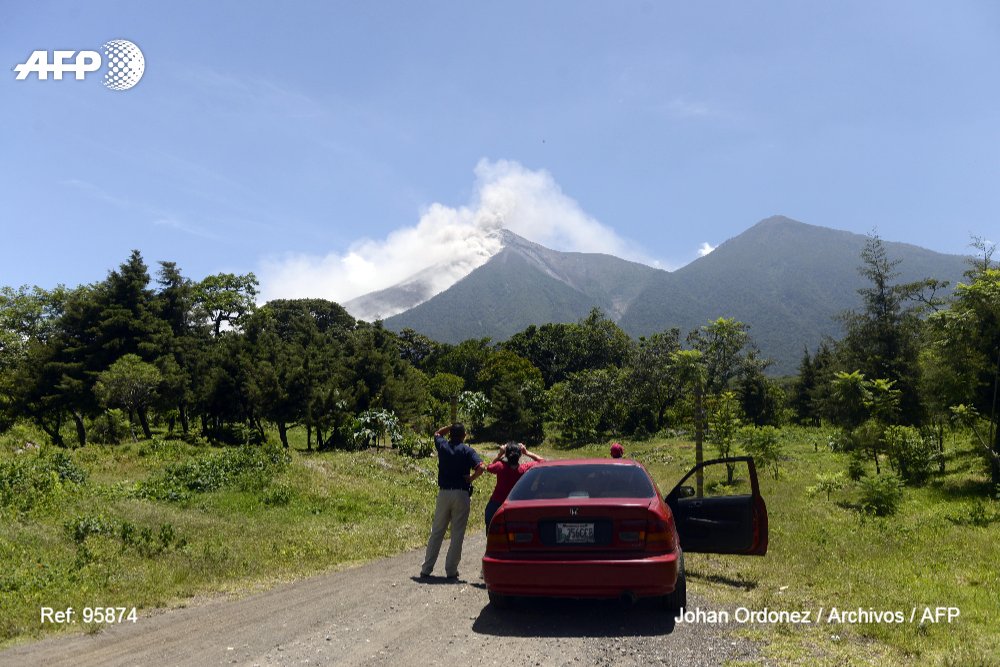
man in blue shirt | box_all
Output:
[419,423,485,579]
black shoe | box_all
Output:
[446,573,460,580]
[418,571,432,579]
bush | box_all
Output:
[0,421,46,452]
[859,473,903,516]
[353,409,401,449]
[458,391,491,430]
[396,430,433,458]
[66,515,182,556]
[884,425,938,485]
[206,423,268,446]
[261,482,294,506]
[847,451,867,481]
[65,515,115,544]
[946,501,998,527]
[87,409,129,445]
[0,450,86,512]
[827,430,850,452]
[807,471,847,501]
[135,442,290,502]
[739,425,783,479]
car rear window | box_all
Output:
[507,464,655,500]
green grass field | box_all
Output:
[2,424,998,665]
[620,428,1000,666]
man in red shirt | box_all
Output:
[484,442,544,529]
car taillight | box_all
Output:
[645,513,676,553]
[618,519,647,544]
[505,521,536,545]
[486,515,509,552]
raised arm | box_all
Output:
[520,443,544,462]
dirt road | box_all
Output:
[0,534,762,666]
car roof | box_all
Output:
[531,458,644,468]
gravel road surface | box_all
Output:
[0,534,763,666]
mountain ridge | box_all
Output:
[371,217,969,374]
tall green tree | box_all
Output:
[926,267,1000,488]
[837,233,938,424]
[194,272,259,336]
[671,349,707,496]
[477,349,545,441]
[503,309,632,387]
[708,391,744,482]
[0,285,68,431]
[790,347,819,426]
[547,367,628,443]
[625,329,681,435]
[688,317,751,394]
[153,261,205,435]
[94,354,162,439]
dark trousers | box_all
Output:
[484,499,502,530]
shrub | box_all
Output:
[458,390,491,430]
[708,392,744,482]
[135,442,290,502]
[847,452,867,481]
[1,450,86,512]
[261,482,294,506]
[884,425,938,484]
[739,425,783,479]
[827,430,850,452]
[858,473,903,516]
[67,515,181,556]
[0,421,46,452]
[807,471,847,501]
[87,409,129,445]
[353,409,401,449]
[396,430,433,458]
[946,501,998,527]
[207,423,268,446]
[65,515,115,544]
[48,451,86,484]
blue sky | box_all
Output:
[2,1,998,302]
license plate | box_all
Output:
[556,522,595,544]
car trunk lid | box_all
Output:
[498,497,662,553]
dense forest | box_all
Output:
[1,235,998,495]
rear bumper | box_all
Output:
[482,550,680,598]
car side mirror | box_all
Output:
[677,485,696,499]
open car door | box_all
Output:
[665,456,768,555]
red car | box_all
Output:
[482,456,768,610]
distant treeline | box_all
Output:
[1,236,997,488]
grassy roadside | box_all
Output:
[2,425,998,665]
[617,428,1000,667]
[0,426,483,648]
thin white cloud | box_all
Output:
[666,96,713,119]
[259,159,656,305]
[61,179,132,209]
[62,178,226,241]
[697,242,716,257]
[152,217,220,241]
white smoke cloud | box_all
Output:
[697,242,716,257]
[259,159,653,305]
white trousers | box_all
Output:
[420,489,471,577]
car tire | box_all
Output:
[488,591,509,609]
[661,552,687,613]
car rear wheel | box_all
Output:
[661,553,686,613]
